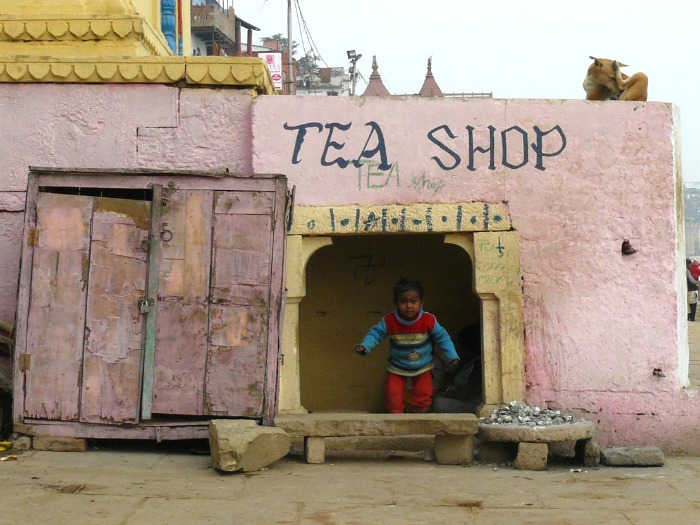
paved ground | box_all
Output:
[1,324,698,524]
[1,440,700,525]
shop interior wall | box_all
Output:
[299,233,479,412]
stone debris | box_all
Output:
[209,419,291,473]
[487,401,588,427]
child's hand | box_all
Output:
[448,358,460,371]
[355,345,368,355]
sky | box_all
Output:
[235,0,700,181]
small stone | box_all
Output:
[600,446,664,467]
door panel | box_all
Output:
[159,190,212,300]
[211,213,272,306]
[151,190,212,415]
[24,193,93,420]
[205,191,274,416]
[152,302,209,414]
[206,304,266,416]
[80,198,150,424]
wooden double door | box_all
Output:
[16,172,288,431]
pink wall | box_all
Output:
[0,83,254,322]
[252,96,700,453]
[1,83,698,451]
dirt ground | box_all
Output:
[1,439,699,525]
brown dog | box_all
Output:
[583,56,648,101]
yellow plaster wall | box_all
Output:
[298,234,479,413]
[474,231,525,406]
[0,0,172,57]
[131,0,160,27]
[180,0,191,57]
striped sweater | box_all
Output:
[359,309,458,376]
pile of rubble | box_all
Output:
[487,401,588,427]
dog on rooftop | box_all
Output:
[583,56,648,101]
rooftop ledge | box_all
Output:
[0,56,276,93]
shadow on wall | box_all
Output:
[0,319,13,439]
[299,233,479,413]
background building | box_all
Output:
[685,183,700,258]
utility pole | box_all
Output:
[287,0,294,95]
[347,50,362,96]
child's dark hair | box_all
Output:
[393,278,424,301]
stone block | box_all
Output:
[513,442,548,470]
[600,446,664,467]
[10,435,31,451]
[32,436,86,452]
[305,437,325,464]
[209,419,291,473]
[575,438,600,467]
[434,434,474,465]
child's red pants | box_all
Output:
[385,370,433,414]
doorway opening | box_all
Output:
[299,234,480,413]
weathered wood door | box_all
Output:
[149,189,212,417]
[23,193,93,421]
[24,193,149,424]
[18,172,288,430]
[149,189,279,419]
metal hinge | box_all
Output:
[285,185,296,232]
[19,354,31,372]
[28,229,38,247]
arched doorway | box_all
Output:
[278,203,525,416]
[299,234,479,412]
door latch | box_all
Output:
[138,298,155,314]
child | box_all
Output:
[355,278,460,414]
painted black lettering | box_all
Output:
[353,121,391,170]
[466,125,496,171]
[427,125,461,170]
[321,122,352,168]
[501,126,529,169]
[284,122,323,164]
[531,125,567,170]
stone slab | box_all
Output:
[32,435,86,452]
[477,421,595,443]
[209,420,291,472]
[600,446,665,467]
[275,412,479,437]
